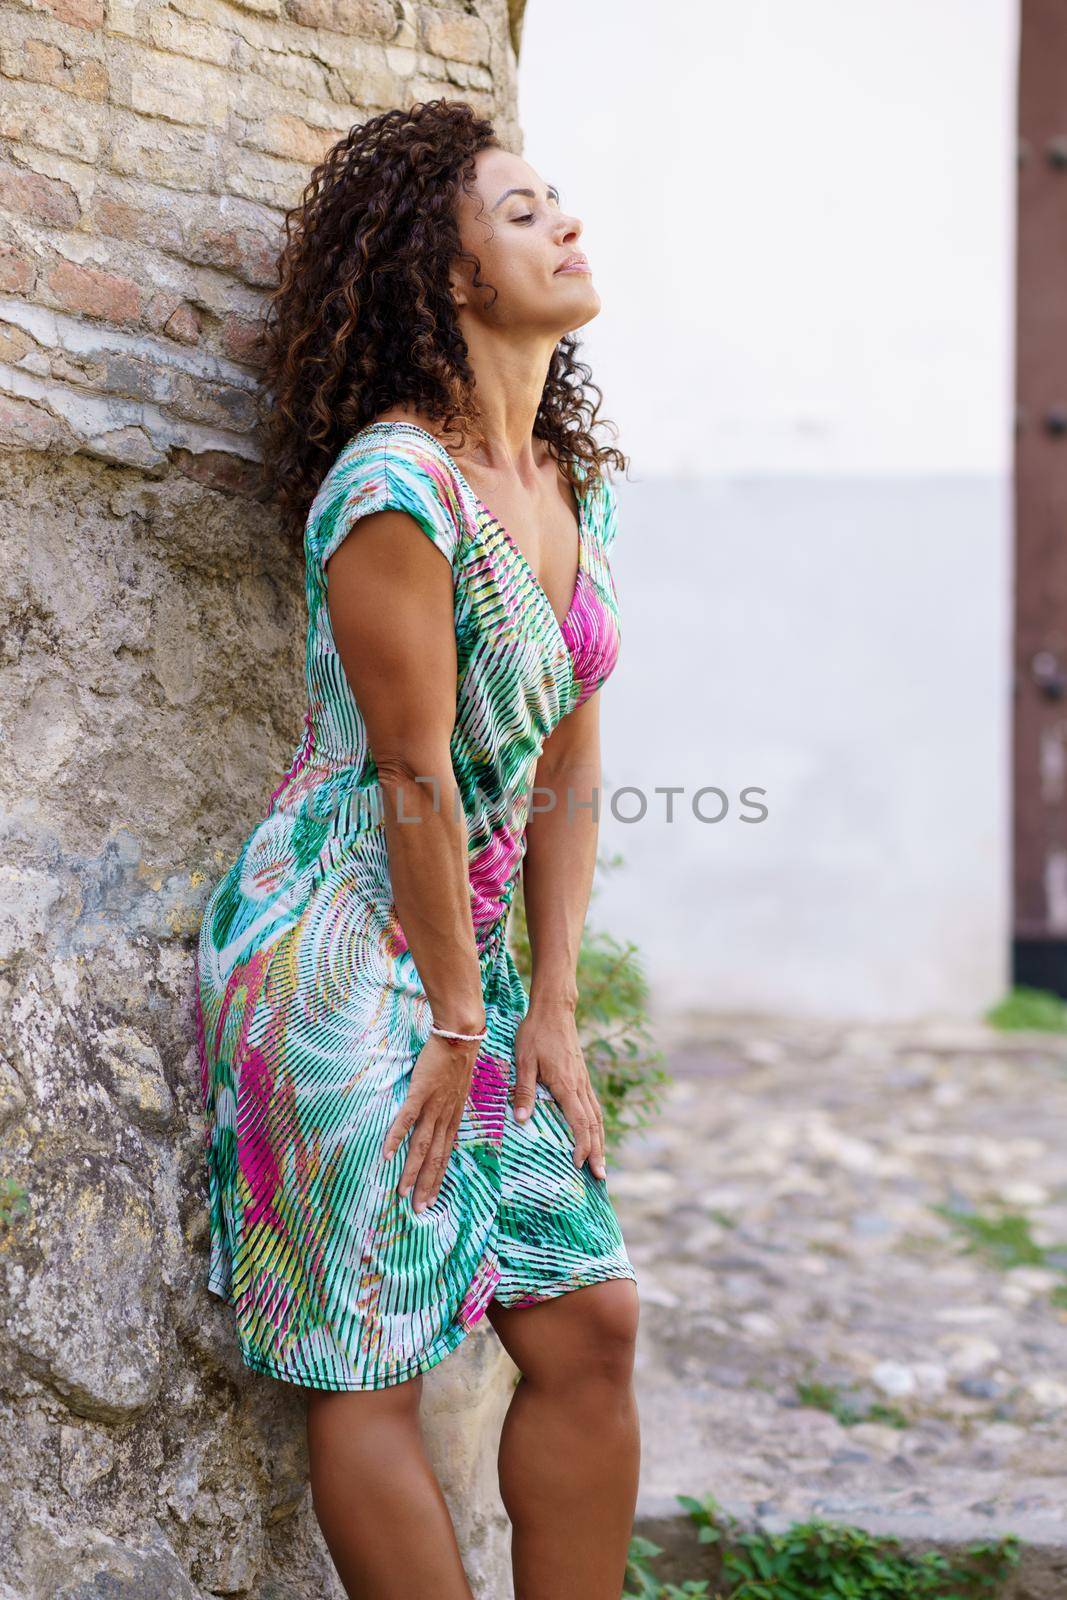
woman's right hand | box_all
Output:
[380,1035,479,1213]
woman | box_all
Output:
[194,98,641,1599]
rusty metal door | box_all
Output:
[1015,0,1067,996]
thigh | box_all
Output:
[491,1082,639,1311]
[305,1370,424,1426]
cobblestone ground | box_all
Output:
[609,1015,1067,1549]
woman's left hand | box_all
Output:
[510,1002,607,1180]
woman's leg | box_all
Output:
[485,1278,641,1600]
[305,1372,475,1600]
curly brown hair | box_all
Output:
[259,97,627,544]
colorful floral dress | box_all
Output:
[194,419,637,1390]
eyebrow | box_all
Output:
[491,184,560,211]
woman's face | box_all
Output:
[451,146,600,337]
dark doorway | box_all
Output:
[1014,0,1067,997]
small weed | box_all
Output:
[916,1203,1067,1313]
[985,985,1067,1032]
[625,1532,710,1599]
[795,1379,908,1429]
[625,1492,1023,1598]
[865,1400,910,1428]
[0,1179,29,1230]
[932,1203,1067,1272]
[706,1209,738,1230]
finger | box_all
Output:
[412,1129,452,1213]
[578,1085,603,1177]
[397,1116,437,1198]
[512,1055,538,1123]
[585,1086,607,1179]
[558,1086,592,1169]
[380,1096,422,1164]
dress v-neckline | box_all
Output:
[362,419,588,640]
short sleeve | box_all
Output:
[308,436,461,572]
[599,472,619,552]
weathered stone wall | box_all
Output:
[0,4,524,1594]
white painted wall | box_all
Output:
[519,0,1019,1021]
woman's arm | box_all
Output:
[326,509,484,1213]
[514,688,608,1180]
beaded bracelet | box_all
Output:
[430,1022,488,1043]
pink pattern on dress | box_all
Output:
[238,1045,284,1232]
[468,822,524,931]
[561,568,621,711]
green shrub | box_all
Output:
[626,1493,1022,1599]
[985,986,1067,1032]
[509,851,670,1155]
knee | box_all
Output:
[534,1279,640,1393]
[588,1279,640,1380]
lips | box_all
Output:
[555,254,590,273]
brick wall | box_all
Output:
[0,6,524,1595]
[0,0,521,475]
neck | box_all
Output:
[455,320,559,474]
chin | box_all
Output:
[554,281,601,324]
